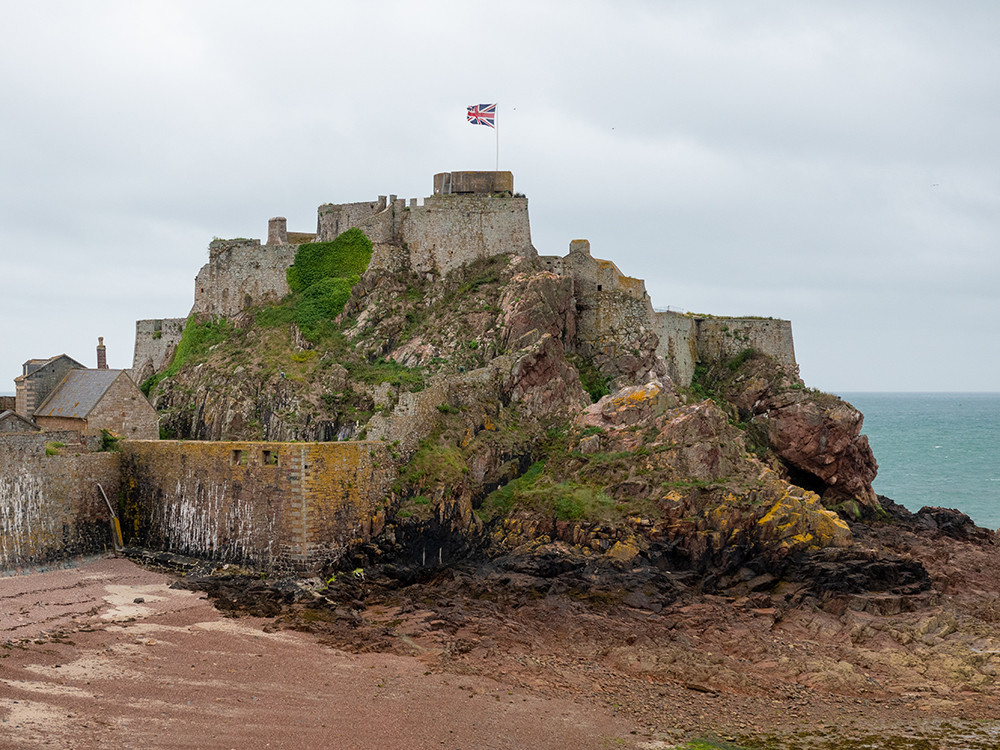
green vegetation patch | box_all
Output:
[281,228,374,341]
[286,228,373,294]
[483,460,615,521]
[568,354,610,403]
[294,276,357,336]
[141,315,233,395]
[402,438,468,489]
[98,429,120,453]
[344,357,425,389]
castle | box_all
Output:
[3,171,798,575]
[131,171,795,386]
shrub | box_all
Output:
[286,228,373,294]
[294,276,357,337]
[99,429,120,452]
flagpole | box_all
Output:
[495,105,499,171]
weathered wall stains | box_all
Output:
[0,432,120,571]
[120,440,394,572]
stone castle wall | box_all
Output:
[190,239,297,318]
[120,440,394,572]
[655,312,698,385]
[695,317,796,371]
[398,194,533,274]
[550,240,796,385]
[1,435,396,574]
[136,170,794,390]
[131,318,186,384]
[0,432,120,571]
[187,189,534,319]
[317,198,388,241]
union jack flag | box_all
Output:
[467,103,497,128]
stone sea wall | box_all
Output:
[0,432,120,571]
[120,440,395,572]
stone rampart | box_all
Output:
[190,240,297,318]
[695,317,796,371]
[131,318,186,384]
[655,312,698,385]
[317,198,388,241]
[184,187,533,322]
[553,239,796,386]
[0,432,120,571]
[398,194,534,274]
[563,240,656,364]
[120,440,394,572]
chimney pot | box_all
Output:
[97,336,108,369]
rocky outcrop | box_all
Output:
[756,388,879,513]
[703,352,880,516]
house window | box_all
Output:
[262,449,278,466]
[232,449,247,465]
[597,284,603,291]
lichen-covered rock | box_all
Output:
[576,378,678,429]
[701,352,880,515]
[755,484,852,552]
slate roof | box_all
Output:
[33,369,123,419]
[17,354,85,380]
[0,410,39,430]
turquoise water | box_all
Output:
[840,393,1000,531]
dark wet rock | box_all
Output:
[787,547,931,596]
[914,506,994,541]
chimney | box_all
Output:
[267,216,288,245]
[97,336,108,369]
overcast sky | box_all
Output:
[2,1,997,394]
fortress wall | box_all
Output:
[399,194,534,275]
[190,240,297,318]
[695,317,796,370]
[120,440,394,572]
[538,255,565,275]
[131,318,186,383]
[0,432,119,572]
[317,199,388,241]
[562,240,657,361]
[655,312,698,386]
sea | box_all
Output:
[840,393,1000,531]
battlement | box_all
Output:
[180,173,534,320]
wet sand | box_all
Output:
[0,557,646,749]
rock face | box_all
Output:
[144,246,894,581]
[757,389,879,512]
[703,352,880,516]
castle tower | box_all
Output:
[267,217,288,245]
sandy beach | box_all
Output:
[0,556,643,750]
